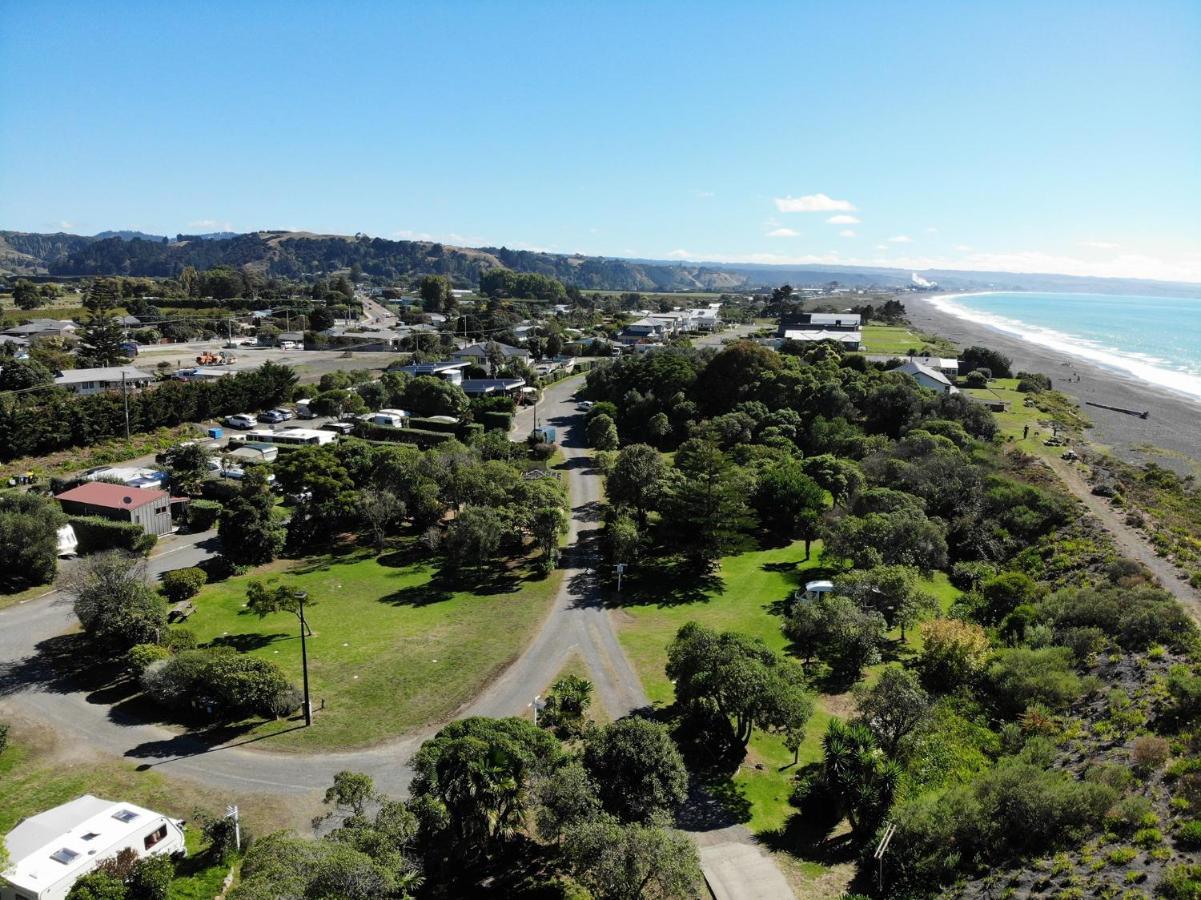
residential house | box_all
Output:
[891,359,959,395]
[2,795,185,900]
[53,366,153,397]
[2,319,77,341]
[908,356,960,377]
[459,377,526,397]
[451,342,531,372]
[780,329,863,350]
[776,312,861,336]
[390,361,469,385]
[54,482,174,535]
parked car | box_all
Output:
[257,409,289,424]
[222,467,275,483]
[321,421,356,435]
[576,400,594,411]
[225,413,257,429]
[279,340,299,350]
[294,399,317,419]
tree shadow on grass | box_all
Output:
[604,559,726,609]
[757,813,863,870]
[205,631,290,652]
[378,568,525,607]
[677,775,753,832]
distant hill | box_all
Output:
[94,230,170,242]
[2,228,1198,297]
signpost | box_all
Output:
[615,562,625,593]
[225,804,241,851]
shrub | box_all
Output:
[353,421,454,447]
[0,721,8,754]
[1176,820,1201,850]
[187,499,222,531]
[916,619,991,693]
[126,643,171,676]
[1160,864,1201,900]
[1016,372,1053,393]
[68,515,157,555]
[964,369,990,388]
[1131,736,1170,775]
[141,649,297,720]
[479,411,514,433]
[984,647,1082,717]
[160,567,207,603]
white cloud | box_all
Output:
[1078,240,1120,250]
[875,244,889,250]
[954,244,973,252]
[666,249,693,259]
[51,220,77,231]
[766,227,801,238]
[826,214,860,225]
[188,218,233,232]
[925,227,939,234]
[839,229,857,238]
[774,193,856,213]
[887,235,913,243]
[393,229,434,241]
[695,190,716,199]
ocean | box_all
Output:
[926,291,1201,402]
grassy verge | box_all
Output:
[861,324,956,356]
[963,378,1090,462]
[612,541,959,837]
[182,546,564,751]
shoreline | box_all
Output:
[906,296,1201,472]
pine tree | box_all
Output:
[76,312,130,367]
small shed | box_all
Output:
[53,483,173,536]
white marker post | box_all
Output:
[225,804,241,851]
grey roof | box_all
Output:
[460,378,526,394]
[392,361,469,376]
[5,794,112,861]
[893,359,952,386]
[453,342,529,358]
[3,319,75,336]
[55,366,153,385]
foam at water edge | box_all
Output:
[924,293,1201,405]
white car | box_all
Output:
[577,400,594,411]
[225,413,257,429]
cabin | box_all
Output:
[777,312,861,336]
[460,378,527,397]
[229,427,338,447]
[53,367,153,397]
[2,795,185,900]
[891,360,959,395]
[389,361,469,385]
[53,483,173,536]
[780,329,863,350]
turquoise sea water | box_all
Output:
[926,291,1201,402]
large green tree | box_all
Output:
[563,814,703,900]
[666,621,813,752]
[662,440,754,566]
[69,552,166,651]
[218,468,284,565]
[606,443,667,525]
[582,717,688,823]
[0,491,64,588]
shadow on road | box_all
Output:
[128,720,309,765]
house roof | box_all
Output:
[893,360,952,386]
[460,378,526,394]
[782,329,862,343]
[3,319,76,335]
[54,366,152,386]
[54,482,168,511]
[453,342,529,358]
[391,361,469,376]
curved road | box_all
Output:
[0,376,640,799]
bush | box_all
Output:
[68,515,157,555]
[1177,820,1201,850]
[479,410,514,433]
[985,647,1082,716]
[406,416,462,434]
[964,369,990,388]
[1131,735,1170,775]
[187,499,222,531]
[1016,371,1053,393]
[0,721,8,754]
[126,643,171,676]
[160,567,207,603]
[142,648,297,720]
[1160,864,1201,899]
[916,619,990,693]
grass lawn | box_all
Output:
[964,378,1090,463]
[183,547,563,751]
[861,324,955,356]
[612,541,960,838]
[0,721,274,878]
[0,582,55,612]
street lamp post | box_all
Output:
[298,590,313,726]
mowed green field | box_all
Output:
[613,540,959,834]
[184,549,562,751]
[861,323,955,356]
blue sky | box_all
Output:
[2,0,1199,282]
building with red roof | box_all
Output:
[54,482,174,535]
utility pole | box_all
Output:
[298,590,313,726]
[616,562,625,593]
[121,371,130,440]
[225,805,241,851]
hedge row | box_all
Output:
[353,422,455,448]
[68,515,158,555]
[479,411,514,432]
[406,416,461,434]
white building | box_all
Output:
[2,796,185,900]
[892,359,959,395]
[781,329,863,350]
[53,366,153,397]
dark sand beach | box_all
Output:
[907,296,1201,472]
